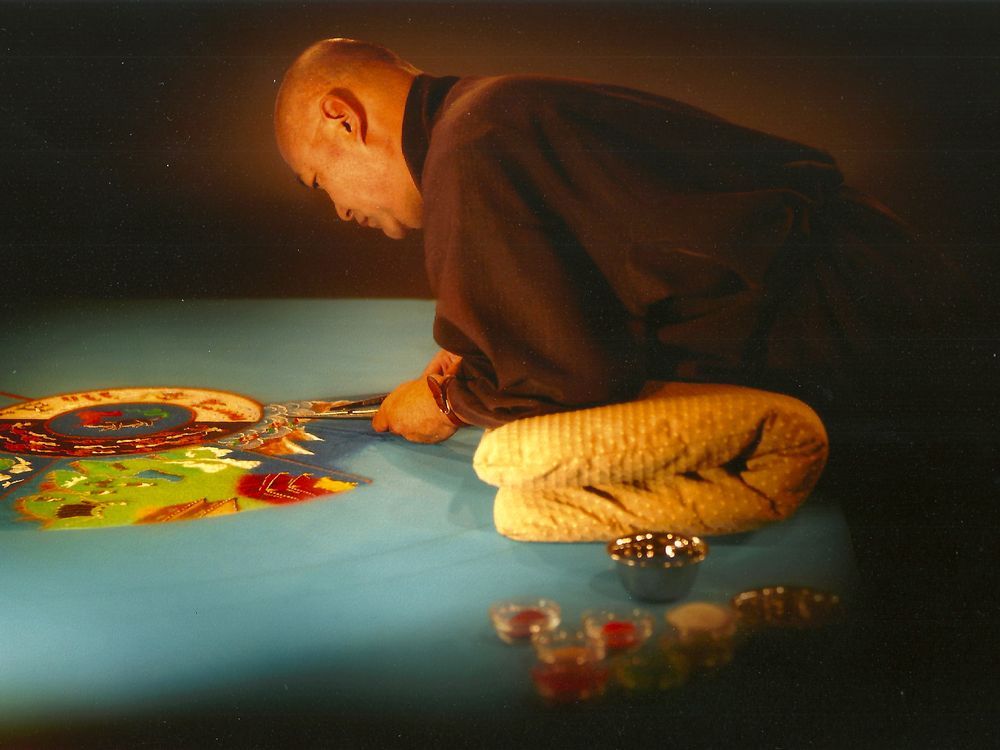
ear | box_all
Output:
[319,88,367,143]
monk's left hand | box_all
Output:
[372,377,458,444]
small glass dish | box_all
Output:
[663,602,739,670]
[488,599,561,644]
[530,629,609,701]
[613,642,692,692]
[531,659,610,702]
[581,608,654,652]
[731,586,843,629]
[665,601,738,641]
[607,531,709,602]
[531,629,606,665]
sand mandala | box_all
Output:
[0,388,372,530]
[0,387,263,457]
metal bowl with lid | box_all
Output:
[607,531,709,602]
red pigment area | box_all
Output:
[236,473,329,505]
[76,410,122,427]
[602,620,638,649]
[507,608,548,638]
[532,662,608,702]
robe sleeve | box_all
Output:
[419,76,851,429]
[423,130,645,428]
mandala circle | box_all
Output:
[46,402,196,439]
[0,387,263,457]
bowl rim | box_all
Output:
[606,531,709,568]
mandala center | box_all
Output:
[47,403,194,438]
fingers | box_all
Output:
[371,405,388,432]
[444,353,463,376]
[373,410,455,442]
[371,388,400,433]
[368,378,458,443]
[421,350,448,376]
[421,349,463,377]
[403,426,455,444]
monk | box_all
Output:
[275,38,975,444]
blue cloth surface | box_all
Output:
[0,299,857,730]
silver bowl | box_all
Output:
[607,531,708,602]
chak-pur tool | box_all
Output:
[299,394,388,419]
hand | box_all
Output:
[422,349,463,378]
[372,377,459,444]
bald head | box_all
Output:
[274,39,420,162]
[274,39,424,239]
[283,38,418,82]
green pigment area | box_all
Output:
[1,455,35,490]
[15,446,354,530]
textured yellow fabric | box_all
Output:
[473,382,828,542]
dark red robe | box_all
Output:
[402,74,965,429]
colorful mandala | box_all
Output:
[12,445,359,530]
[0,388,263,457]
[0,389,378,530]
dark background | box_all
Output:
[3,0,998,300]
[2,4,998,744]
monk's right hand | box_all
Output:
[372,377,458,444]
[421,349,462,378]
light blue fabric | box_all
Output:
[0,299,857,729]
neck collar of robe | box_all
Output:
[401,73,461,193]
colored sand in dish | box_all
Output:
[665,603,738,670]
[667,602,737,640]
[531,661,608,702]
[507,608,548,638]
[614,646,691,692]
[489,600,561,644]
[547,645,590,665]
[602,620,638,650]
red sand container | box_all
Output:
[582,608,654,653]
[530,630,609,702]
[488,599,561,644]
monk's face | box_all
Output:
[279,112,422,240]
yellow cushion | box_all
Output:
[473,382,828,542]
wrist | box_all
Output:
[426,374,465,427]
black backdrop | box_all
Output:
[3,5,999,745]
[3,1,998,300]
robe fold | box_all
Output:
[402,74,961,428]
